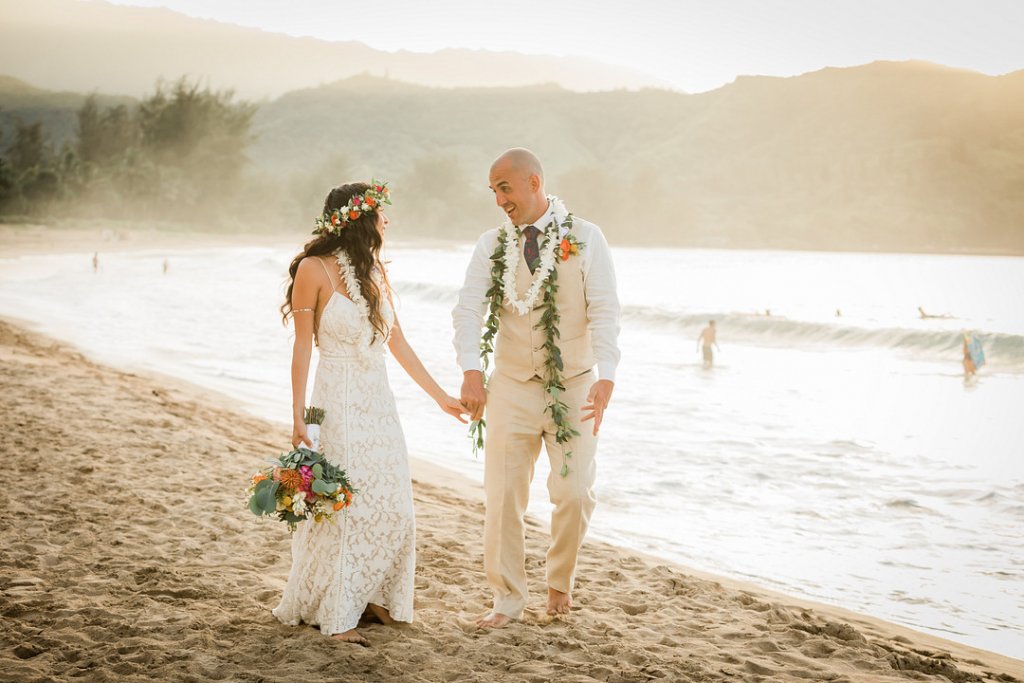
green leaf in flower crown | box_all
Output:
[560,463,570,477]
[312,463,323,478]
[312,478,334,495]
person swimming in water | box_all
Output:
[697,320,720,367]
[919,306,953,320]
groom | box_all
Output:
[452,148,621,628]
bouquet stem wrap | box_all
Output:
[304,423,321,452]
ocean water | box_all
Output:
[1,243,1021,658]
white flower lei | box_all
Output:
[469,195,581,476]
[499,195,569,315]
[334,249,380,358]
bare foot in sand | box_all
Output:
[362,603,395,625]
[331,629,370,646]
[547,588,572,616]
[475,611,513,629]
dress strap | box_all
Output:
[316,257,342,292]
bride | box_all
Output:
[272,181,466,645]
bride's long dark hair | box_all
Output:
[281,183,389,342]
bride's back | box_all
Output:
[311,254,391,360]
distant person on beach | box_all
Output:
[697,320,720,367]
[162,258,169,275]
[92,252,99,273]
[453,148,621,629]
[273,181,467,646]
[835,308,842,318]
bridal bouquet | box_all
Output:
[245,407,356,531]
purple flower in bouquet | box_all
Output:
[299,465,315,496]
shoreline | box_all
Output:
[0,222,472,259]
[3,222,1023,259]
[1,318,1021,682]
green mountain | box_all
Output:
[251,62,1024,252]
[3,61,1023,253]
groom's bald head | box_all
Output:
[489,148,548,226]
[490,148,544,185]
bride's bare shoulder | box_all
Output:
[295,255,330,283]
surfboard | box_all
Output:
[968,336,986,368]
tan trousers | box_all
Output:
[483,369,598,618]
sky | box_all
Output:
[104,0,1024,92]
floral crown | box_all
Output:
[313,180,391,236]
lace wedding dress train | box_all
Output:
[273,257,414,635]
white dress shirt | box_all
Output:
[452,207,622,383]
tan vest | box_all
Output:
[493,233,595,381]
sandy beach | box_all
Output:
[1,317,1022,683]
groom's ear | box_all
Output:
[528,173,542,193]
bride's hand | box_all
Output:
[292,421,312,449]
[438,394,470,424]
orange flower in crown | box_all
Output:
[313,179,392,236]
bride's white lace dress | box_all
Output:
[272,257,414,635]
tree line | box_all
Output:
[0,78,255,222]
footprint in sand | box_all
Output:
[613,600,648,616]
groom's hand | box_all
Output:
[461,370,487,421]
[581,379,614,436]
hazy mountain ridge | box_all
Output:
[245,61,1024,251]
[1,62,1022,252]
[0,0,667,98]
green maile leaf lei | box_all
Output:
[469,196,586,477]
